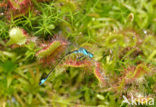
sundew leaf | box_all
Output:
[124,31,137,47]
[63,59,92,68]
[122,64,149,85]
[36,40,61,58]
[105,34,125,48]
[7,0,32,19]
[93,62,106,85]
[133,64,149,79]
[8,0,20,9]
[7,27,27,46]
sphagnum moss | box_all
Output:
[0,0,156,106]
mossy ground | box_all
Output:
[0,0,156,106]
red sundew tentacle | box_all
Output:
[36,38,69,58]
[63,59,92,67]
[36,40,61,58]
[7,0,32,19]
[122,66,136,84]
[51,35,70,46]
[118,64,148,89]
[134,64,147,78]
[94,62,107,85]
[19,0,31,6]
[8,0,18,10]
[36,38,69,66]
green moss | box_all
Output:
[0,0,156,106]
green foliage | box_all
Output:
[0,20,9,39]
[0,0,156,106]
[33,2,59,36]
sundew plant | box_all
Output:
[0,0,156,107]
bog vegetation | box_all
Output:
[0,0,156,106]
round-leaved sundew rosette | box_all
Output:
[7,27,27,46]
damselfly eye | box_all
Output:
[89,53,93,58]
[39,78,46,85]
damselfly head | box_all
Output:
[39,72,47,85]
[89,53,93,58]
[39,78,47,85]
